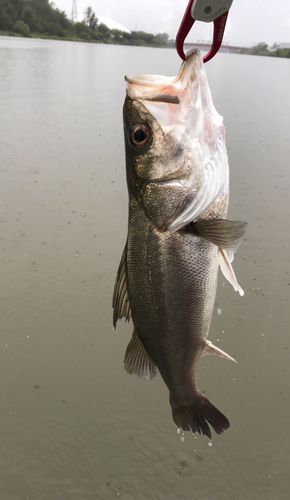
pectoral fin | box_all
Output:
[218,248,244,296]
[124,328,158,380]
[188,219,246,296]
[112,242,131,328]
[202,340,237,363]
[189,219,247,252]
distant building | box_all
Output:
[184,42,249,53]
[97,15,130,33]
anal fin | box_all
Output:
[124,329,158,380]
[202,340,237,363]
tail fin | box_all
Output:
[171,393,229,439]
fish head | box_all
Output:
[123,95,202,230]
[123,49,229,232]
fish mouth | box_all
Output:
[152,178,188,188]
[125,48,202,108]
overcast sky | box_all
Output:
[55,0,290,47]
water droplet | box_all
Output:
[24,481,45,499]
[181,433,185,443]
[208,441,212,447]
[261,333,264,336]
[177,428,181,435]
[217,307,222,315]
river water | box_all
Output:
[0,36,290,500]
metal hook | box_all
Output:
[176,0,231,63]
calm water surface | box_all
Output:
[0,36,290,500]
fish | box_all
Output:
[113,48,246,439]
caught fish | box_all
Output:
[113,49,246,439]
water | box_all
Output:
[0,36,290,499]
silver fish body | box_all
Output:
[113,49,246,438]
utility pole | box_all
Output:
[71,0,77,23]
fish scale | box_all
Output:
[128,203,218,367]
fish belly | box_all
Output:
[127,202,219,405]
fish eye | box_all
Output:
[129,124,151,149]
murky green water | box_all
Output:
[0,36,290,499]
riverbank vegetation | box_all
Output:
[0,0,171,47]
[0,0,289,58]
[244,42,290,58]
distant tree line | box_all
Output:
[0,0,172,46]
[0,0,289,58]
[0,0,71,37]
[243,42,290,58]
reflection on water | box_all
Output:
[0,36,290,499]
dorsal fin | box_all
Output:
[112,242,131,328]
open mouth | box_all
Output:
[125,49,202,128]
[152,178,188,188]
[125,49,200,103]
